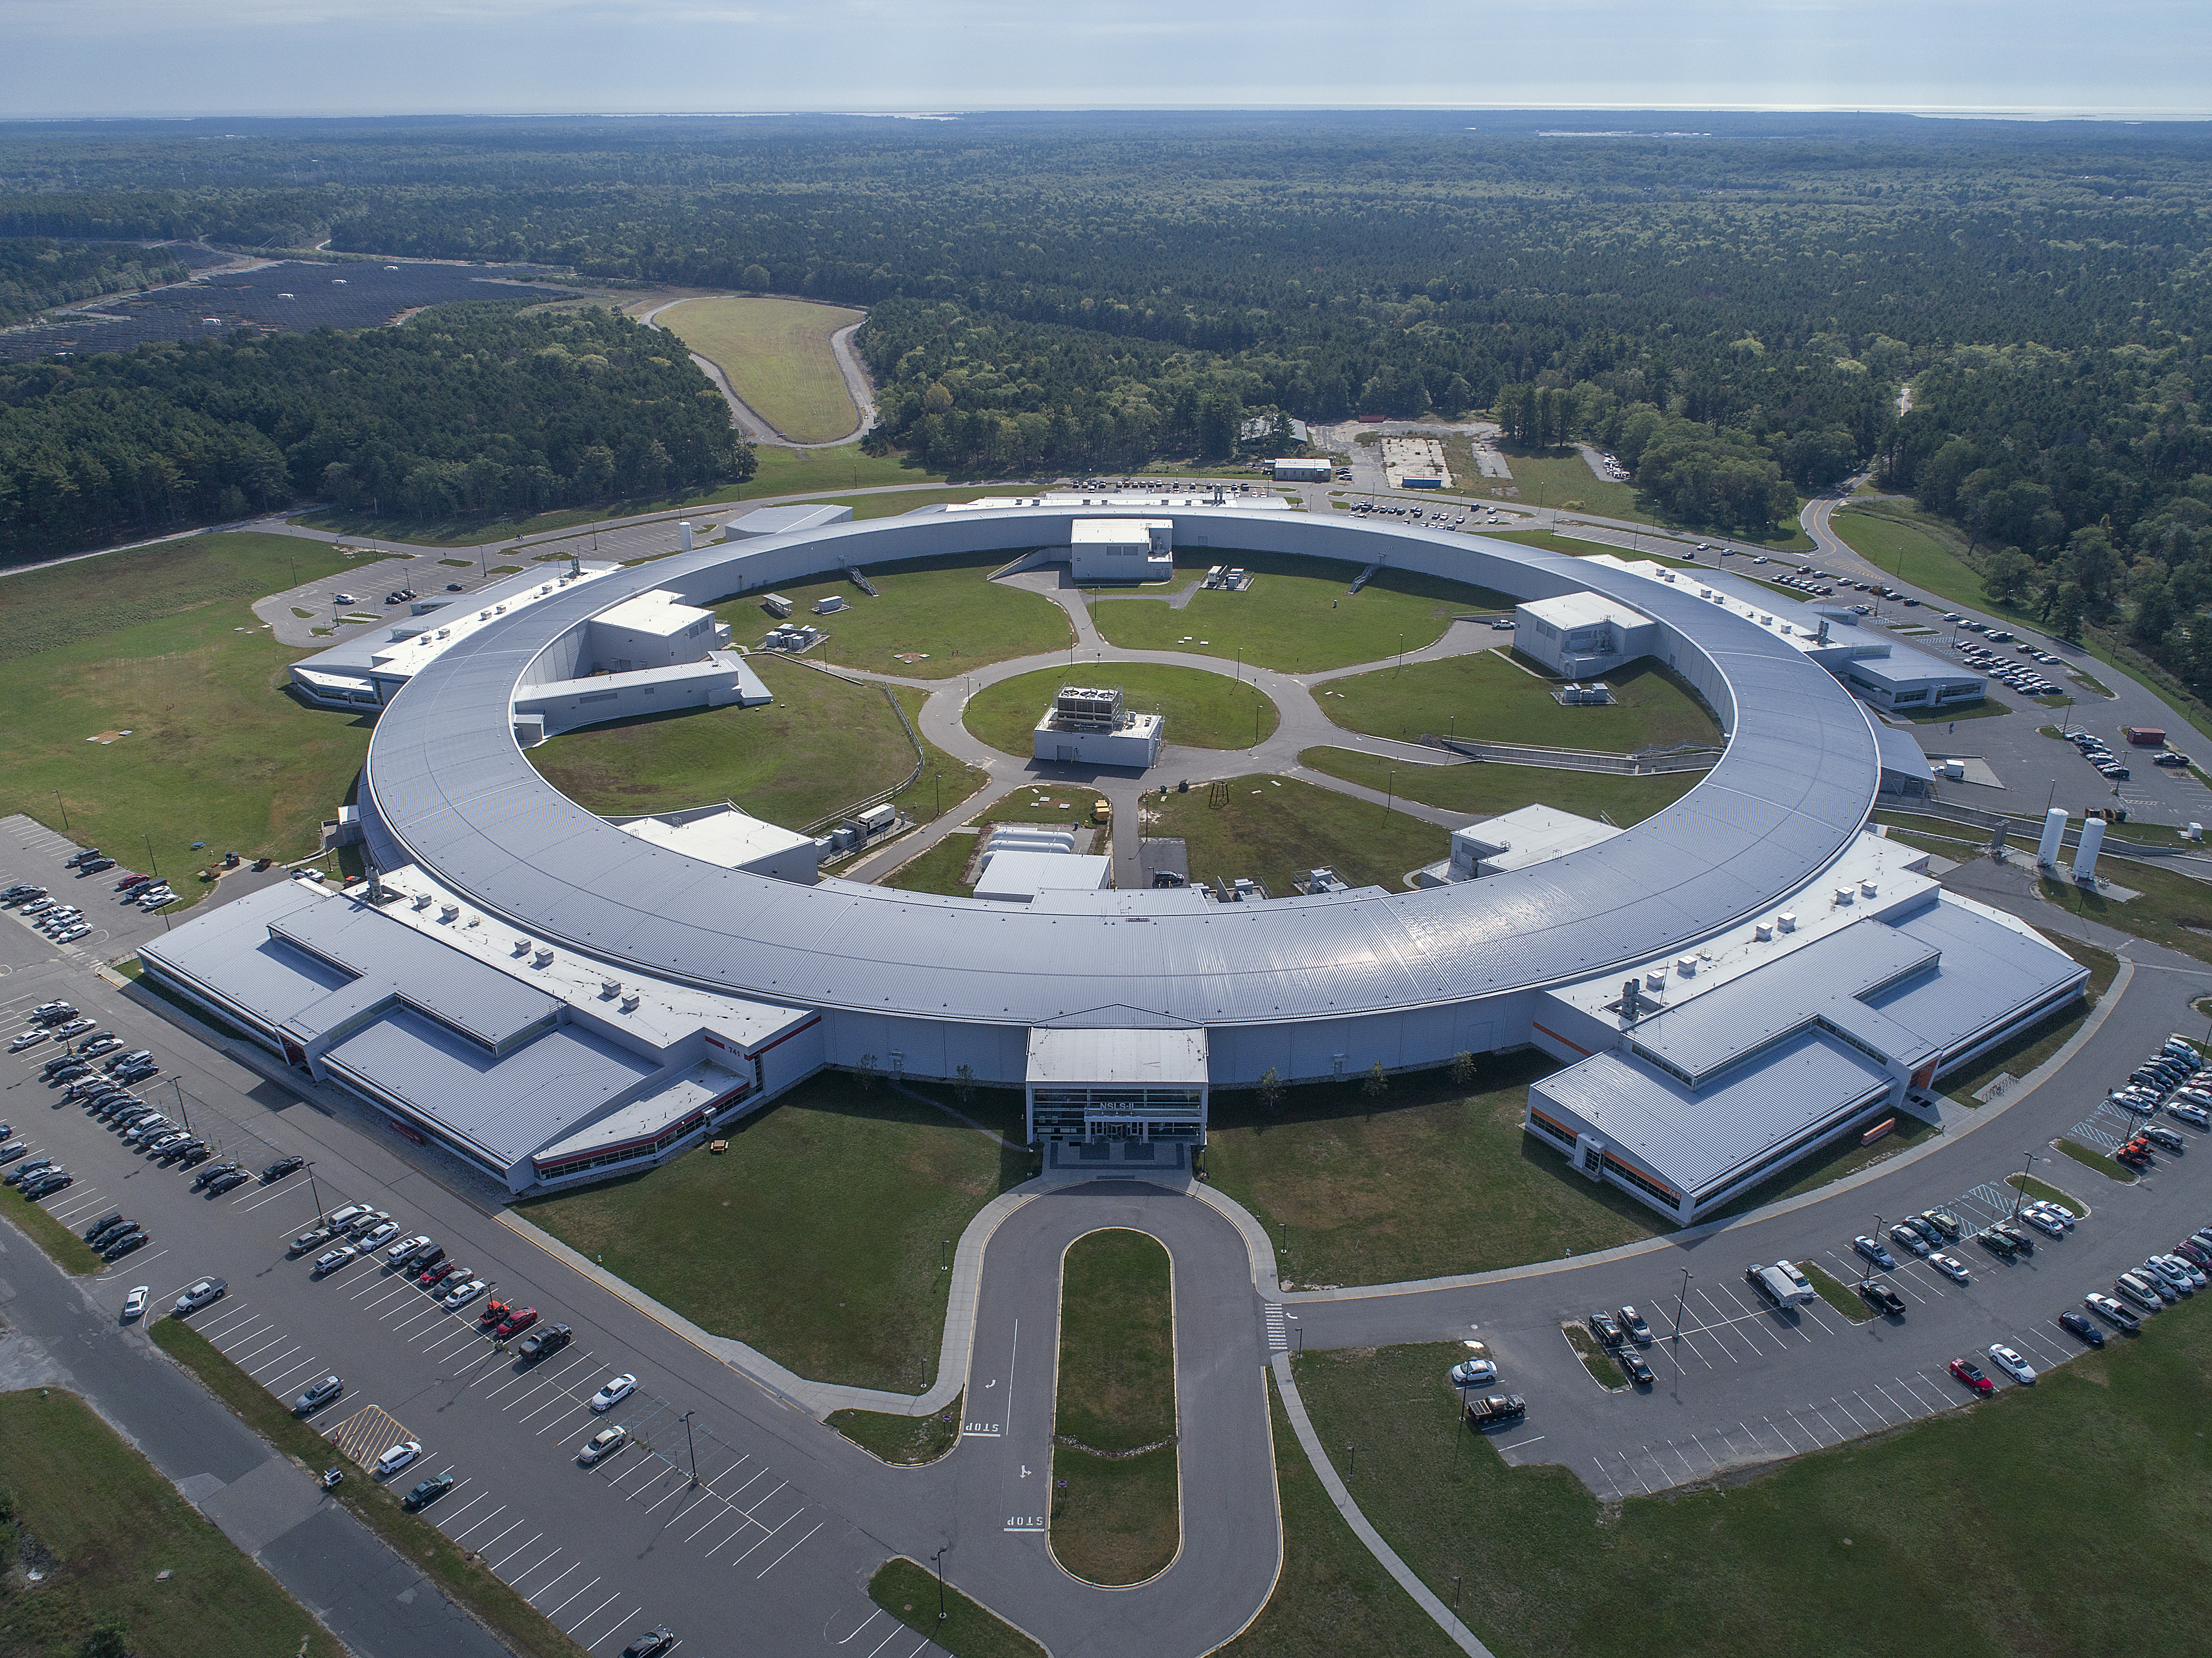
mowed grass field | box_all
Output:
[1204,1054,1666,1287]
[524,654,920,829]
[0,1388,343,1658]
[517,1075,1026,1392]
[1296,747,1704,823]
[1294,1304,2212,1658]
[1147,772,1447,896]
[1089,549,1516,673]
[659,296,865,444]
[1051,1229,1181,1587]
[966,664,1278,755]
[714,551,1071,680]
[1831,502,1995,610]
[0,532,375,877]
[1322,653,1722,753]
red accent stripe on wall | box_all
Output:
[1531,1022,1592,1058]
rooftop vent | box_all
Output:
[410,893,433,911]
[599,977,620,998]
[532,947,554,967]
[1675,955,1698,977]
[1644,970,1666,991]
[438,903,459,922]
[1860,880,1878,898]
[1755,921,1774,942]
[512,938,533,957]
[1834,887,1854,906]
[1777,911,1797,933]
[620,991,640,1012]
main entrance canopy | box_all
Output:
[1026,1027,1210,1143]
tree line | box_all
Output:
[0,237,186,327]
[0,304,752,559]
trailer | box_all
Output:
[762,594,794,619]
[2125,726,2167,747]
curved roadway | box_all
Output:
[637,296,876,449]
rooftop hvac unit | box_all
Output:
[513,937,533,956]
[600,977,621,998]
[1053,685,1125,731]
[411,893,433,910]
[1755,921,1774,942]
[620,991,640,1012]
[533,947,554,967]
[1644,969,1666,991]
[439,903,459,922]
[1675,956,1697,977]
[1860,880,1878,897]
[1777,912,1797,932]
[1835,887,1854,906]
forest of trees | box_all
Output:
[0,237,185,326]
[0,112,2206,546]
[0,304,751,557]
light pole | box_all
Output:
[1346,1442,1356,1477]
[681,1410,698,1487]
[52,790,67,832]
[1673,1268,1692,1349]
[143,833,159,878]
[933,1546,948,1622]
[170,1077,190,1133]
[304,1161,323,1223]
[2013,1151,2034,1218]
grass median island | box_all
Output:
[1322,652,1721,753]
[1145,772,1446,897]
[1051,1228,1180,1587]
[0,1184,107,1273]
[1203,1054,1666,1288]
[517,1074,1025,1392]
[868,1556,1045,1658]
[1799,1260,1877,1323]
[149,1320,583,1658]
[2007,1172,2089,1217]
[966,663,1276,755]
[1297,746,1703,823]
[1088,548,1516,673]
[1296,1322,2212,1658]
[1216,1375,1459,1658]
[2058,1138,2136,1183]
[0,1388,345,1658]
[0,531,374,871]
[830,1392,963,1465]
[714,550,1071,679]
[656,295,865,442]
[524,655,920,829]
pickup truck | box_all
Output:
[1463,1394,1527,1428]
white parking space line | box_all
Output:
[528,1561,581,1605]
[434,1491,494,1530]
[546,1576,601,1619]
[507,1546,563,1589]
[489,1532,544,1572]
[475,1517,527,1555]
[756,1520,822,1579]
[246,1345,303,1378]
[564,1593,624,1639]
[583,1608,643,1653]
[262,1357,325,1390]
[449,1504,508,1544]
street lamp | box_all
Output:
[304,1161,324,1223]
[933,1546,948,1622]
[681,1410,698,1487]
[143,833,159,878]
[52,790,67,832]
[2013,1151,2034,1218]
[1673,1268,1692,1348]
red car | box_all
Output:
[418,1259,460,1288]
[494,1306,539,1340]
[477,1298,512,1327]
[1949,1357,1994,1396]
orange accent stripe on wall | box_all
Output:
[1531,1022,1592,1058]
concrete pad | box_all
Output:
[198,1453,330,1555]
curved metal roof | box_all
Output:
[362,509,1880,1029]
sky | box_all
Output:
[2,0,2209,119]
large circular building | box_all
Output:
[144,504,2084,1220]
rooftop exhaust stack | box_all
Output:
[680,521,694,552]
[1621,977,1643,1020]
[2075,815,2107,884]
[2037,807,2068,868]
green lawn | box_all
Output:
[2007,1172,2089,1218]
[869,1557,1045,1658]
[747,443,950,496]
[0,1389,344,1658]
[656,296,865,443]
[1297,747,1703,823]
[1321,653,1721,754]
[1485,448,1653,523]
[966,664,1277,755]
[2058,1138,2136,1183]
[1146,772,1447,897]
[525,655,917,829]
[1799,1260,1878,1323]
[888,688,992,828]
[1203,1054,1666,1288]
[1216,1377,1460,1658]
[1830,504,1993,609]
[1700,1112,1937,1223]
[2038,864,2212,970]
[713,550,1071,680]
[1089,549,1516,673]
[0,532,376,876]
[1293,1310,2212,1658]
[0,1184,106,1273]
[878,831,981,894]
[829,1394,963,1465]
[1052,1229,1179,1587]
[516,1074,1025,1392]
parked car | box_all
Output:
[262,1156,304,1182]
[419,1259,461,1288]
[23,1171,74,1199]
[1987,1344,2037,1385]
[385,1234,434,1267]
[1618,1351,1655,1387]
[579,1426,629,1466]
[8,1031,48,1052]
[288,1227,334,1258]
[1992,1223,2036,1255]
[2115,1271,2167,1310]
[440,1278,487,1310]
[1929,1252,1971,1284]
[1949,1357,1994,1396]
[494,1307,539,1340]
[403,1472,456,1511]
[172,1278,227,1316]
[204,1167,251,1195]
[293,1375,343,1415]
[2085,1292,2141,1332]
[517,1323,573,1361]
[1900,1215,1945,1247]
[194,1162,244,1190]
[590,1374,639,1412]
[374,1440,423,1478]
[101,1231,147,1262]
[2019,1207,2067,1239]
[1619,1306,1654,1344]
[620,1629,677,1658]
[1887,1222,1931,1258]
[1587,1311,1625,1348]
[121,1286,149,1322]
[312,1245,359,1278]
[2058,1310,2106,1348]
[1853,1235,1897,1269]
[1448,1357,1499,1388]
[1856,1279,1906,1316]
[358,1220,402,1251]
